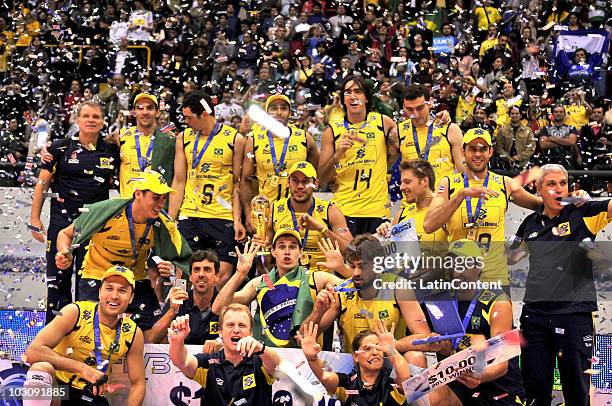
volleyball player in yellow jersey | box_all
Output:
[319,76,400,236]
[376,159,448,256]
[301,235,447,364]
[424,129,542,290]
[268,161,352,277]
[169,90,247,288]
[54,170,191,339]
[108,93,176,197]
[240,93,319,233]
[23,266,145,405]
[399,85,464,187]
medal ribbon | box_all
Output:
[288,198,315,249]
[93,305,122,374]
[267,129,291,176]
[464,172,490,226]
[134,130,155,171]
[191,122,221,170]
[126,202,154,262]
[452,290,480,349]
[411,124,434,160]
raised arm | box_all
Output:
[299,322,339,394]
[211,241,261,314]
[505,175,542,211]
[168,315,199,379]
[447,123,465,173]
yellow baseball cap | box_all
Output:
[272,227,302,245]
[288,161,317,179]
[133,93,159,108]
[265,94,291,111]
[131,169,175,195]
[102,265,135,288]
[463,128,492,146]
[448,239,483,258]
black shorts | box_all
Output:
[345,216,386,236]
[447,381,525,406]
[178,217,237,265]
[78,278,161,331]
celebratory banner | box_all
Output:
[401,329,521,403]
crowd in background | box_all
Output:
[0,0,610,191]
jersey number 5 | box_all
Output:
[201,184,215,205]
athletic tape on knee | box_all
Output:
[25,370,53,386]
[22,371,53,406]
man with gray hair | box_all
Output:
[29,101,120,324]
[512,164,611,405]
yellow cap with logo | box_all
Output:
[288,161,317,179]
[133,93,159,108]
[272,227,302,245]
[265,94,291,111]
[130,169,174,195]
[102,265,136,288]
[463,128,492,146]
[448,239,483,258]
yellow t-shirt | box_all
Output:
[456,95,477,125]
[271,196,331,273]
[338,273,406,352]
[399,119,456,184]
[54,301,137,390]
[445,171,509,284]
[251,124,308,203]
[180,125,237,220]
[330,112,390,218]
[119,127,155,198]
[397,203,448,255]
[564,105,589,129]
[81,207,154,281]
[474,6,502,31]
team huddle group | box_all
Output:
[20,76,610,406]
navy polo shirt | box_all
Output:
[335,366,406,406]
[160,289,219,344]
[516,200,611,314]
[43,135,119,227]
[192,350,275,406]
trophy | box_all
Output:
[251,195,271,255]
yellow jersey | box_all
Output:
[397,203,448,255]
[80,206,154,281]
[180,125,237,220]
[474,6,502,31]
[118,127,155,197]
[251,124,308,203]
[456,95,476,125]
[271,196,331,273]
[495,98,523,128]
[54,301,137,390]
[330,112,390,218]
[398,119,455,183]
[338,273,406,352]
[446,171,509,284]
[564,104,589,129]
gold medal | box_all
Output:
[269,175,279,188]
[299,253,311,267]
[466,224,478,241]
